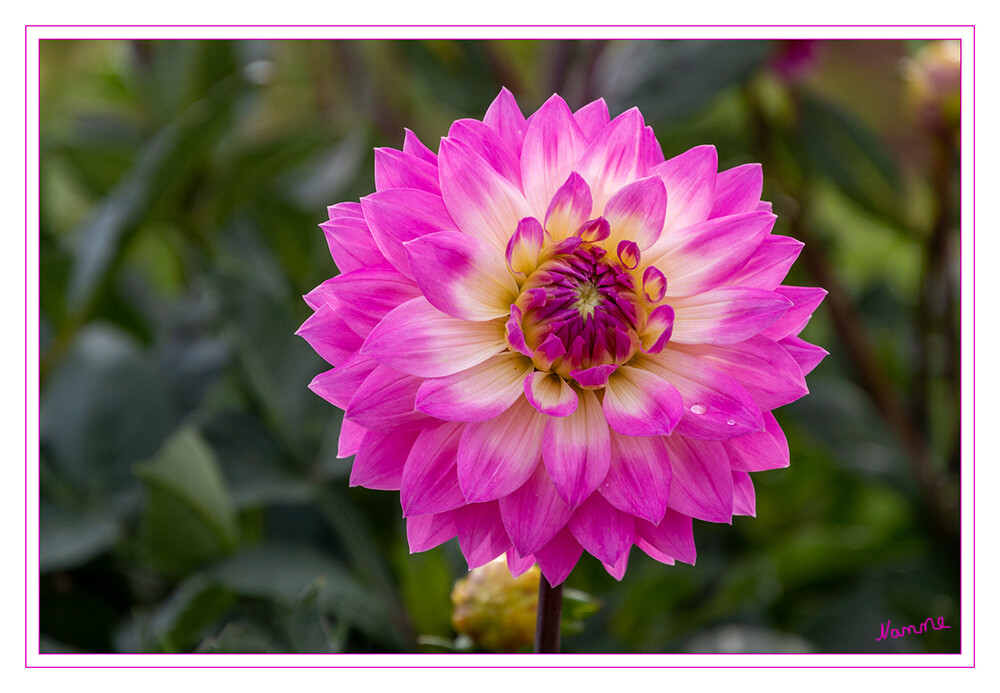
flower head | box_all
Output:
[298,89,827,586]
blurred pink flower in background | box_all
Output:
[298,88,827,586]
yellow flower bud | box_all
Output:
[450,558,540,653]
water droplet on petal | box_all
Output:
[726,418,736,426]
[691,403,707,415]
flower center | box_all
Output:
[573,280,603,318]
[517,243,641,379]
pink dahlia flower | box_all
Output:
[298,89,827,586]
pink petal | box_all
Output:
[520,94,589,218]
[573,98,610,141]
[295,302,364,367]
[602,365,684,437]
[642,266,667,303]
[327,200,363,219]
[603,175,667,249]
[374,147,440,194]
[601,547,632,581]
[350,429,420,490]
[403,128,437,164]
[780,335,829,376]
[439,138,533,254]
[649,144,718,233]
[569,363,617,388]
[302,277,332,311]
[457,397,547,503]
[483,87,527,156]
[724,410,790,472]
[319,263,422,337]
[308,352,378,410]
[523,371,578,417]
[405,230,519,321]
[505,304,533,357]
[574,217,611,243]
[345,363,436,432]
[617,239,641,270]
[406,510,458,553]
[505,216,545,276]
[663,436,734,523]
[635,540,675,566]
[637,349,765,440]
[708,163,763,219]
[542,388,611,510]
[642,125,666,169]
[639,304,674,354]
[543,172,593,241]
[567,493,635,567]
[761,286,827,340]
[635,509,697,565]
[670,287,793,345]
[361,188,456,280]
[337,418,367,458]
[732,471,756,516]
[677,336,809,410]
[362,297,506,378]
[726,234,804,290]
[600,430,671,524]
[576,107,646,213]
[455,502,512,570]
[533,527,583,587]
[532,332,567,372]
[499,462,573,556]
[319,211,385,275]
[400,421,467,516]
[645,212,776,297]
[415,352,533,422]
[506,548,536,578]
[448,117,522,188]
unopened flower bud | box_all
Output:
[450,558,540,652]
[903,40,961,134]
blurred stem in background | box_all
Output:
[744,40,961,538]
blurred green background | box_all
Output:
[37,39,962,654]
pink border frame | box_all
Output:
[22,24,976,670]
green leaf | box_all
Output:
[211,256,325,461]
[39,503,121,573]
[605,40,771,125]
[795,91,902,221]
[134,428,239,575]
[196,621,281,654]
[147,575,236,652]
[397,41,505,115]
[207,544,405,649]
[65,73,242,315]
[40,324,173,498]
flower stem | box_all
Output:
[533,574,564,653]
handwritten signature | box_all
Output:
[876,617,951,641]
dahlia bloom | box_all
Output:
[298,88,827,586]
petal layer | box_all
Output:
[405,230,519,321]
[362,297,506,378]
[542,388,611,509]
[602,365,684,437]
[457,397,547,503]
[415,352,533,422]
[600,431,672,524]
